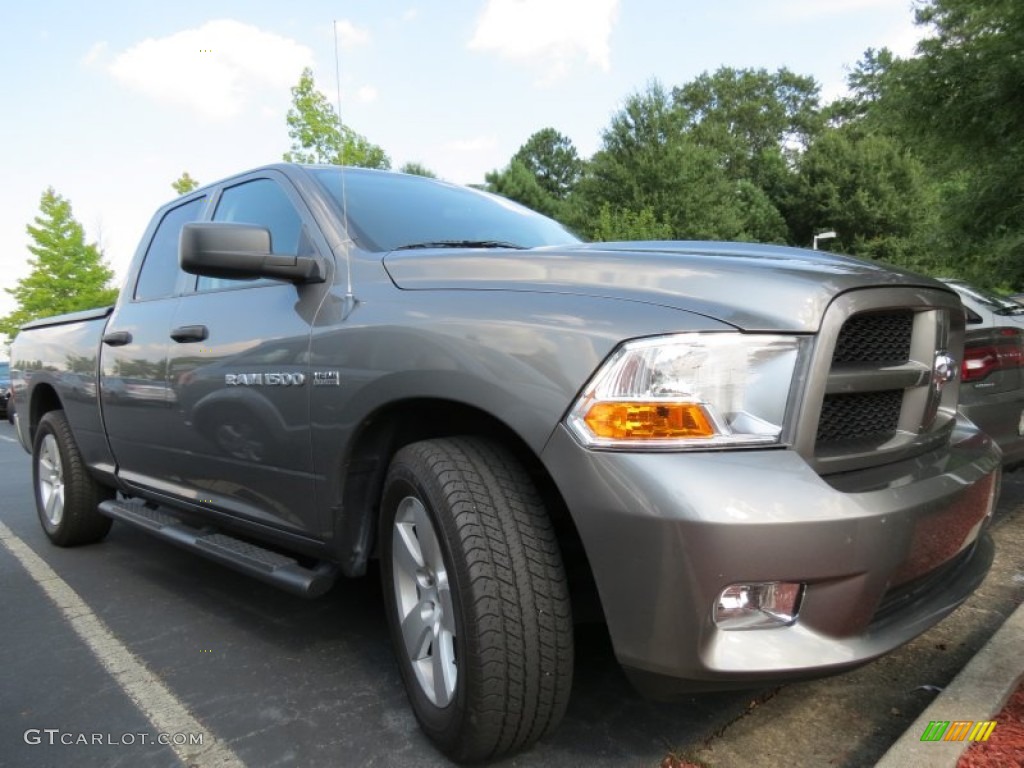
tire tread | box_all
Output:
[34,410,113,547]
[384,437,573,762]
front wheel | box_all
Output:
[380,437,573,763]
[33,409,114,546]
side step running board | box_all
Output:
[98,499,338,598]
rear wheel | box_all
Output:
[380,437,573,762]
[33,410,113,546]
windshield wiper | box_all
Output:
[394,240,527,251]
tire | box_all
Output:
[33,409,114,547]
[380,437,573,763]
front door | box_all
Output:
[166,174,331,536]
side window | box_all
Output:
[134,197,206,300]
[198,178,303,292]
[964,307,983,325]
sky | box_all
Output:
[0,0,926,322]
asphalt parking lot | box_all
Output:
[1,421,1021,768]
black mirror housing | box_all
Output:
[179,223,324,283]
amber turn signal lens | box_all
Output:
[583,401,715,440]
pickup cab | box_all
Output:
[10,164,1002,762]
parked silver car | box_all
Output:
[959,325,1024,467]
[937,280,1024,466]
[940,278,1024,329]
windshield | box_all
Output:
[0,362,9,383]
[311,168,580,252]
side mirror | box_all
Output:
[179,223,324,283]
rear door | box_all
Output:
[165,172,333,536]
[100,194,208,488]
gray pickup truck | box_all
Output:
[10,164,1002,762]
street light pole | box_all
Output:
[813,230,837,250]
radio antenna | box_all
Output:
[333,19,354,304]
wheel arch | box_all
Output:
[335,397,604,623]
[27,382,63,447]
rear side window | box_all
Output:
[134,197,206,300]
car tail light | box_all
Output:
[962,328,1024,383]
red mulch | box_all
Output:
[661,757,703,768]
[957,678,1024,768]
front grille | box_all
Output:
[832,311,913,364]
[816,390,903,444]
[801,290,961,474]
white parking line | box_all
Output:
[0,435,18,443]
[0,521,245,767]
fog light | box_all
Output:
[714,582,804,630]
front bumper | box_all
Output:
[541,419,1000,697]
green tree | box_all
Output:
[283,67,390,169]
[671,67,823,243]
[836,1,1024,287]
[171,171,199,195]
[828,48,901,127]
[1,188,119,338]
[486,129,584,223]
[787,126,932,268]
[399,161,437,178]
[903,0,1024,286]
[511,128,584,200]
[591,204,673,241]
[486,159,565,220]
[574,82,787,242]
[673,67,822,179]
[903,0,1024,169]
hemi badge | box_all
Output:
[313,371,341,386]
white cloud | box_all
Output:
[334,19,370,48]
[108,19,313,121]
[445,136,498,153]
[355,85,378,103]
[402,8,419,22]
[468,0,618,83]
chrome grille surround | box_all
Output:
[793,287,966,475]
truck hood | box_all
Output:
[383,241,951,332]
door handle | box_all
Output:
[102,331,133,347]
[170,325,209,343]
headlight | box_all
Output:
[567,333,807,450]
